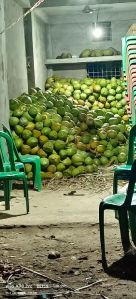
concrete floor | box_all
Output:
[0,187,119,226]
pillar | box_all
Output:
[0,0,9,126]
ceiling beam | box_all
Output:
[30,0,136,7]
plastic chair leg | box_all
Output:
[118,209,131,253]
[113,173,119,219]
[9,181,12,192]
[113,172,118,194]
[32,162,42,192]
[23,177,29,214]
[99,203,107,269]
[128,210,136,246]
[4,181,10,210]
[115,210,119,220]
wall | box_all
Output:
[4,0,28,99]
[24,13,35,90]
[0,0,9,125]
[49,10,136,58]
[51,65,87,79]
[31,11,48,90]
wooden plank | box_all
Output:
[45,56,122,66]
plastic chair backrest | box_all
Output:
[127,125,136,165]
[2,124,21,161]
[0,137,9,163]
[126,36,136,41]
[122,37,126,72]
[0,131,16,171]
[0,149,5,172]
[125,159,136,207]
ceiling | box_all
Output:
[30,0,136,7]
[18,0,136,16]
[44,3,136,16]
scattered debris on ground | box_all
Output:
[45,168,114,192]
[0,224,135,298]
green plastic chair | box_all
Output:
[128,59,136,65]
[122,36,136,75]
[113,125,136,194]
[0,137,24,172]
[2,125,42,192]
[99,159,136,270]
[126,41,136,46]
[128,50,136,55]
[129,91,136,125]
[126,36,136,41]
[0,137,25,196]
[0,131,29,213]
[122,37,126,73]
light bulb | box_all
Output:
[92,26,104,38]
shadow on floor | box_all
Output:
[107,246,136,281]
[0,196,15,201]
[0,212,27,219]
[0,194,28,219]
[0,182,34,192]
[12,182,37,191]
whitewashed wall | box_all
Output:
[4,0,28,98]
[49,10,136,58]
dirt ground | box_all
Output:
[0,224,136,298]
[0,170,136,298]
